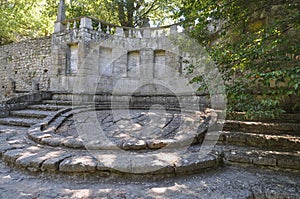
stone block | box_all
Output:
[3,149,25,164]
[41,154,71,172]
[253,156,276,166]
[59,155,97,172]
[224,152,251,164]
[277,157,300,170]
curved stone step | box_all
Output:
[227,112,300,123]
[220,131,300,152]
[1,141,222,176]
[10,109,55,119]
[27,104,72,111]
[0,117,42,127]
[0,125,28,134]
[223,120,300,135]
[43,100,95,106]
[223,145,300,170]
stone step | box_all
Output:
[223,145,300,170]
[227,112,300,123]
[220,131,300,152]
[0,125,28,134]
[1,143,222,176]
[10,109,55,119]
[42,100,74,106]
[27,104,72,111]
[223,120,300,135]
[0,117,42,127]
[42,100,101,106]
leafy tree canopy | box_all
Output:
[0,0,57,45]
[179,0,300,118]
[0,0,180,45]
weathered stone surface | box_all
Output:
[59,155,97,172]
[253,156,277,166]
[62,137,84,149]
[0,144,16,157]
[224,151,252,164]
[147,139,174,149]
[277,156,300,170]
[16,152,49,171]
[0,117,42,127]
[3,149,26,164]
[174,154,219,174]
[41,154,71,172]
[0,37,51,100]
[40,137,61,147]
[122,140,147,150]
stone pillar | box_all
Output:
[80,17,93,30]
[140,50,154,80]
[54,0,66,33]
[4,78,16,97]
[115,27,124,36]
[32,80,40,92]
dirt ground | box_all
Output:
[0,161,299,199]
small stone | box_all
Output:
[122,140,147,150]
[99,171,111,177]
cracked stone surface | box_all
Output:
[55,109,210,150]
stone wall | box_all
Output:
[0,37,52,101]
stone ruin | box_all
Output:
[0,0,298,185]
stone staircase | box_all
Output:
[220,115,300,170]
[0,97,299,177]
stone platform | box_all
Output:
[0,103,222,176]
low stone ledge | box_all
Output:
[223,120,300,135]
[223,146,300,170]
[220,131,300,151]
[277,156,300,170]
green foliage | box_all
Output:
[66,0,180,27]
[0,0,180,44]
[0,0,58,45]
[179,0,300,118]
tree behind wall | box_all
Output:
[0,0,180,45]
[179,0,300,118]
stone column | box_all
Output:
[140,50,154,80]
[54,0,66,33]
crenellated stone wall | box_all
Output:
[0,37,52,101]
